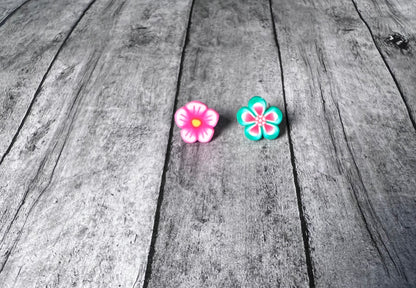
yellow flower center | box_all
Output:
[191,119,202,128]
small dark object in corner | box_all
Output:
[385,33,409,49]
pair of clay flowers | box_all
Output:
[174,96,283,143]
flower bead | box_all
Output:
[174,101,219,143]
[236,96,283,141]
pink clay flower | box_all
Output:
[174,101,219,143]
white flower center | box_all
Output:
[255,115,266,126]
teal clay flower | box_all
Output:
[236,96,283,141]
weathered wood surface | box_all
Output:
[271,0,416,287]
[353,0,416,127]
[1,0,416,287]
[0,0,94,161]
[0,0,29,24]
[146,0,310,287]
[0,0,192,287]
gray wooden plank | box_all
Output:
[0,0,29,25]
[0,0,192,287]
[352,0,416,128]
[0,0,94,162]
[146,0,310,287]
[271,0,416,287]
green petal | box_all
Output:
[244,123,263,141]
[236,107,256,126]
[248,96,267,116]
[262,123,280,140]
[264,106,283,125]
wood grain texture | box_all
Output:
[352,0,416,128]
[0,0,192,287]
[146,0,309,287]
[271,0,416,287]
[0,0,94,162]
[0,0,29,25]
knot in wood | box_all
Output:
[385,33,409,49]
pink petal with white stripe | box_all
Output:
[180,128,197,143]
[197,127,214,143]
[203,108,219,127]
[174,107,190,128]
[186,101,207,116]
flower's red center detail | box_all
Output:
[255,115,266,126]
[191,118,202,128]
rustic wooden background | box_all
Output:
[1,0,415,287]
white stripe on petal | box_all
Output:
[175,107,189,128]
[180,128,197,143]
[203,109,219,127]
[197,127,214,143]
[186,101,207,116]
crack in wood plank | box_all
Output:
[350,0,416,130]
[0,0,193,286]
[141,2,196,287]
[0,0,31,27]
[269,1,316,287]
[270,0,416,286]
[0,53,101,274]
[145,0,309,287]
[0,0,99,166]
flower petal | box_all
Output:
[174,107,190,128]
[197,127,214,143]
[180,128,197,143]
[186,101,207,116]
[244,123,262,141]
[203,108,219,127]
[264,106,283,125]
[236,107,256,126]
[262,123,280,140]
[248,96,267,116]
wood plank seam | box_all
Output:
[140,0,196,287]
[269,0,416,285]
[0,0,99,167]
[268,1,316,287]
[1,0,194,285]
[350,0,416,130]
[144,1,310,286]
[0,54,101,274]
[0,0,31,27]
[324,83,406,278]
